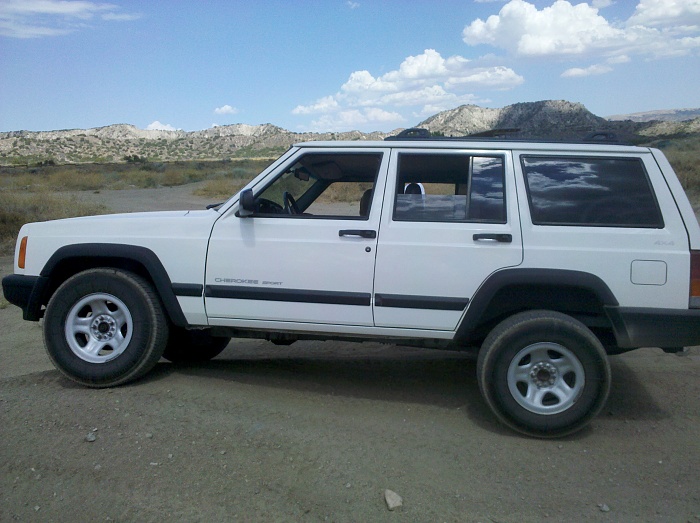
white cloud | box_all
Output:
[293,49,522,131]
[347,1,360,9]
[0,0,113,18]
[607,54,631,64]
[463,1,622,56]
[214,104,239,115]
[101,12,142,22]
[0,0,140,38]
[462,0,700,75]
[292,96,339,115]
[561,64,613,77]
[293,49,523,114]
[628,0,700,27]
[309,108,404,132]
[146,121,178,131]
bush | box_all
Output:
[47,169,105,191]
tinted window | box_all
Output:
[522,156,663,228]
[393,153,506,223]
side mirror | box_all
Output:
[238,189,256,217]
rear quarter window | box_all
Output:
[521,156,664,228]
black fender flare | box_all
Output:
[454,268,619,342]
[40,243,191,327]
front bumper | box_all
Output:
[2,274,48,321]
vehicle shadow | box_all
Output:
[604,355,670,421]
[149,341,483,410]
[47,339,669,437]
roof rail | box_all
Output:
[581,131,625,144]
[467,128,520,138]
[384,127,630,145]
[385,127,523,141]
[384,128,432,140]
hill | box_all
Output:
[1,100,699,166]
[418,100,700,141]
[607,108,700,123]
[418,100,608,138]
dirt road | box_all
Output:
[1,185,699,522]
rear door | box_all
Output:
[373,148,523,331]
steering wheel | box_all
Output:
[283,191,301,214]
[256,198,284,214]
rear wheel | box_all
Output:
[162,327,230,363]
[43,269,169,387]
[477,310,611,438]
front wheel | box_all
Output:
[477,310,611,438]
[43,269,169,387]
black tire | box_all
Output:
[477,310,611,438]
[43,268,169,388]
[162,327,230,363]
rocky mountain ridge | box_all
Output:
[607,108,700,123]
[417,100,609,137]
[2,100,699,166]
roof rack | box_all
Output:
[385,127,522,141]
[581,131,624,144]
[384,127,629,145]
[384,128,432,140]
[467,128,520,138]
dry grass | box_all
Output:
[0,159,276,255]
[193,178,249,199]
[0,159,275,192]
[658,136,700,194]
[314,182,373,203]
[0,190,108,254]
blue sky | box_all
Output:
[1,0,699,132]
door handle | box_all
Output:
[339,229,377,239]
[473,233,512,243]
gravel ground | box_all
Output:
[1,184,699,522]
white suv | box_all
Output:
[4,129,700,437]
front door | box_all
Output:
[205,148,388,328]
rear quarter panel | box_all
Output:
[513,149,692,310]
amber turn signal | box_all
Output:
[18,236,27,269]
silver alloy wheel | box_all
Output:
[507,342,585,415]
[64,293,133,363]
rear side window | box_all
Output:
[393,153,506,223]
[521,156,663,228]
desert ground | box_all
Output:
[1,184,699,522]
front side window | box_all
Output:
[252,152,382,219]
[393,153,506,223]
[522,156,663,228]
